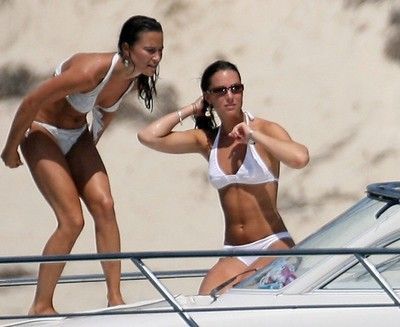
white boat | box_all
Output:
[1,181,400,326]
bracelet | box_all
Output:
[248,129,256,144]
[176,110,183,126]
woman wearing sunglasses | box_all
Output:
[138,60,309,295]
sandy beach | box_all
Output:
[1,0,400,316]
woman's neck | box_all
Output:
[219,110,244,134]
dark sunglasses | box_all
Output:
[207,83,244,96]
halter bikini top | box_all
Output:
[54,53,135,114]
[208,111,278,190]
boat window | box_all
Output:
[235,197,399,290]
[322,238,400,290]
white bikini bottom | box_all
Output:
[223,232,292,266]
[30,121,87,155]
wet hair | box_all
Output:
[195,60,241,132]
[118,15,163,111]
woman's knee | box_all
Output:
[57,215,85,238]
[199,258,242,294]
[87,194,116,221]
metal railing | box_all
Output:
[1,248,400,327]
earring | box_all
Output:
[205,106,211,117]
[124,58,129,67]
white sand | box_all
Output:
[1,0,400,316]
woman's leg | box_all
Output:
[236,237,296,285]
[66,131,124,306]
[198,257,247,295]
[21,130,85,315]
[247,237,295,271]
[201,238,295,295]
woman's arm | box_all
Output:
[1,55,104,168]
[230,120,309,169]
[137,100,205,154]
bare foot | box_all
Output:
[28,305,58,316]
[107,297,125,307]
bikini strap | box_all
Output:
[243,111,255,125]
[99,53,120,87]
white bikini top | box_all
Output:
[208,111,278,190]
[54,53,135,114]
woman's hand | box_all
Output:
[1,146,23,168]
[191,96,205,117]
[229,122,252,144]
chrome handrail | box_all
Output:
[0,269,208,287]
[1,247,400,326]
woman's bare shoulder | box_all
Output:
[60,52,116,82]
[252,117,277,130]
[252,117,290,139]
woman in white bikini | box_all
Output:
[1,15,163,315]
[138,60,309,295]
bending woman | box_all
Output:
[138,60,309,295]
[1,15,163,314]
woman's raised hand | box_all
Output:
[229,122,252,144]
[191,96,204,117]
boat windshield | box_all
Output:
[235,196,393,290]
